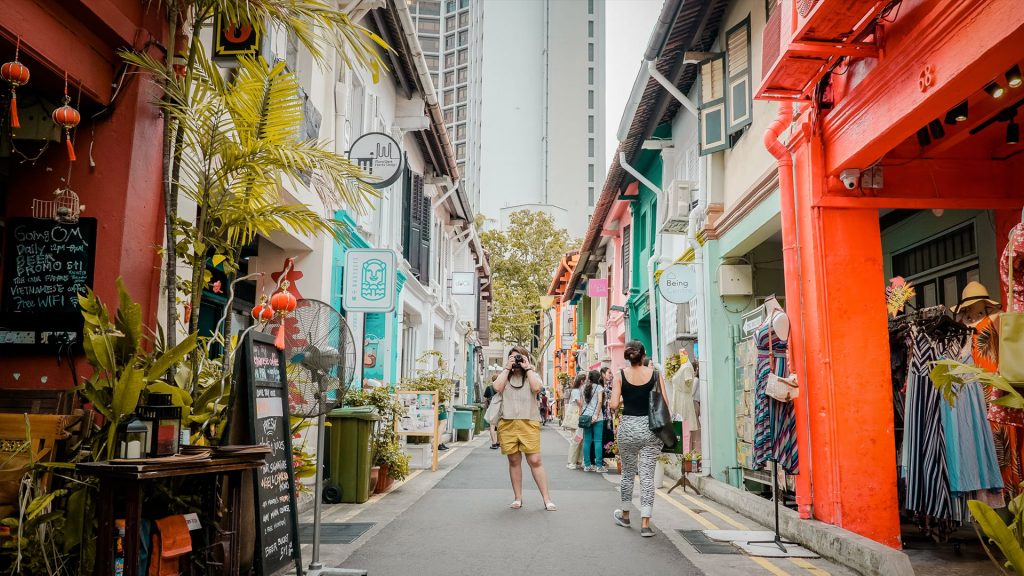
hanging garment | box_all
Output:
[670,360,699,430]
[940,339,1003,496]
[902,325,958,539]
[752,312,799,474]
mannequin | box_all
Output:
[763,295,790,341]
[752,294,798,474]
[670,350,698,431]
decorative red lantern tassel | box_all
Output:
[1,37,30,130]
[274,323,286,350]
[65,137,76,162]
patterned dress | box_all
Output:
[752,312,799,474]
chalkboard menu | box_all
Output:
[241,332,301,576]
[0,218,97,350]
[2,217,96,314]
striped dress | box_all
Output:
[752,312,799,474]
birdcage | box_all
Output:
[32,187,84,223]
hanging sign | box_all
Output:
[586,278,608,298]
[451,272,476,295]
[213,13,261,60]
[658,264,697,304]
[349,132,403,189]
[343,249,397,313]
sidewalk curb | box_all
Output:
[689,474,914,576]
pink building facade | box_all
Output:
[601,186,636,371]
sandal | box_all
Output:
[545,502,558,512]
[509,500,523,510]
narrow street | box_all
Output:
[301,428,858,576]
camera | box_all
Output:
[514,354,524,364]
[839,169,861,190]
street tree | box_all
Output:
[479,211,577,351]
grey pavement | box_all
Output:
[300,427,860,576]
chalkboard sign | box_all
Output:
[0,218,97,350]
[240,332,301,576]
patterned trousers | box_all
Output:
[618,415,663,517]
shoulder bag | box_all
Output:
[578,387,597,429]
[1001,228,1024,385]
[765,318,800,402]
[484,392,502,424]
[647,370,677,449]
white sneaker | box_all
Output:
[596,466,608,473]
[566,463,578,469]
[584,465,595,472]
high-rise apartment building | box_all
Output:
[479,0,606,239]
[410,0,485,214]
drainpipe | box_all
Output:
[765,102,814,520]
[619,152,668,367]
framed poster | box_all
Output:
[395,390,438,471]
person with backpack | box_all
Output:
[580,370,608,473]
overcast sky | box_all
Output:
[604,0,663,170]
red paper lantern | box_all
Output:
[52,74,80,162]
[251,302,274,321]
[270,285,297,314]
[1,37,29,130]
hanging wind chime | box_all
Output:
[52,72,80,162]
[1,36,30,130]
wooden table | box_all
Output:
[78,454,265,576]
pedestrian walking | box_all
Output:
[492,346,556,511]
[610,340,668,537]
[539,389,550,425]
[581,370,608,473]
[565,372,586,469]
[484,378,500,450]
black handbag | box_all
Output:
[648,371,677,449]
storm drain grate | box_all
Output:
[677,530,742,555]
[299,522,376,544]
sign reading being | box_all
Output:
[451,272,476,295]
[348,132,403,189]
[343,249,397,313]
[658,264,697,304]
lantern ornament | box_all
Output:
[270,280,298,349]
[52,73,80,162]
[251,295,274,322]
[1,36,30,130]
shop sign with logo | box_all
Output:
[451,272,476,295]
[213,13,261,61]
[343,249,396,313]
[349,132,403,189]
[658,264,697,304]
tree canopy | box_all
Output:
[479,211,577,350]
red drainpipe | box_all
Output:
[764,102,813,519]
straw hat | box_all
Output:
[952,281,1000,314]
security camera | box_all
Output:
[839,169,861,190]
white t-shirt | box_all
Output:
[569,389,581,403]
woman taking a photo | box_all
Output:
[493,346,557,511]
[610,341,668,537]
[581,370,607,473]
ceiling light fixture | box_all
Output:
[928,119,945,139]
[916,127,931,147]
[1008,121,1020,145]
[1007,65,1023,88]
[986,81,1006,98]
[945,100,969,125]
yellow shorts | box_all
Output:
[497,419,541,455]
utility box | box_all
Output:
[718,264,753,296]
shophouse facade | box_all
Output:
[755,0,1024,547]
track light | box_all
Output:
[945,100,968,125]
[928,119,945,139]
[1009,121,1020,145]
[916,127,931,147]
[1007,65,1023,89]
[986,81,1006,98]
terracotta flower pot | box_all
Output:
[369,465,380,494]
[375,463,394,494]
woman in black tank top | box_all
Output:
[609,341,669,537]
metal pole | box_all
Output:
[309,412,328,570]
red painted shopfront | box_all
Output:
[758,0,1024,547]
[0,1,166,390]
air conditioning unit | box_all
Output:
[658,180,697,236]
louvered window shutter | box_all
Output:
[726,17,753,135]
[402,167,413,263]
[698,54,728,155]
[416,175,431,284]
[408,175,423,275]
[621,224,631,294]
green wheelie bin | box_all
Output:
[326,406,380,504]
